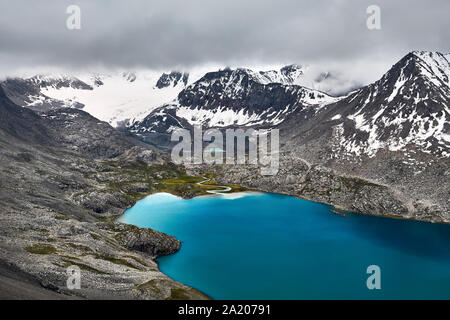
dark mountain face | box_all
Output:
[156,71,189,89]
[122,72,137,83]
[1,76,88,112]
[0,84,136,159]
[130,104,192,133]
[279,64,304,82]
[0,86,52,144]
[40,108,136,159]
[28,75,93,90]
[126,104,194,151]
[177,68,327,113]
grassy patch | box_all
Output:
[58,255,81,261]
[169,288,192,300]
[65,242,94,254]
[94,254,142,270]
[55,214,70,220]
[341,176,381,193]
[167,288,189,300]
[61,259,109,275]
[123,255,154,269]
[169,287,210,300]
[226,184,249,193]
[136,279,160,291]
[136,279,208,300]
[162,175,204,184]
[90,233,102,241]
[25,244,57,255]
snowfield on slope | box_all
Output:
[40,70,202,127]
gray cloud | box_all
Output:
[0,0,448,85]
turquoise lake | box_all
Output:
[119,192,450,299]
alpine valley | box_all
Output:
[0,51,449,298]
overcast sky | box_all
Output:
[0,0,448,87]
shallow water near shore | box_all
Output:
[120,192,450,299]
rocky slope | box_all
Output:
[0,87,208,299]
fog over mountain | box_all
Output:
[0,0,449,91]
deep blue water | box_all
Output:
[119,192,450,299]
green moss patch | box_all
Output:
[169,288,192,300]
[94,254,143,270]
[25,244,57,255]
[55,214,70,220]
[61,259,109,275]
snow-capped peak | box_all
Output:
[327,51,450,159]
[29,74,93,90]
[445,53,450,62]
[232,64,307,86]
[129,66,341,135]
[155,71,189,89]
[411,51,450,88]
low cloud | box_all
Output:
[0,0,448,87]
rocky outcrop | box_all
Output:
[115,146,166,164]
[112,224,181,258]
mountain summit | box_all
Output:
[283,51,449,160]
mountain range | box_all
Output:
[1,51,449,221]
[1,64,336,128]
